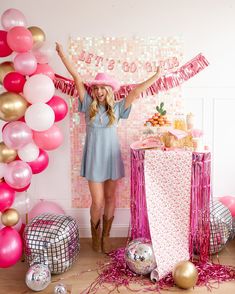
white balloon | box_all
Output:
[0,163,7,178]
[32,41,54,64]
[25,103,55,131]
[23,74,55,104]
[18,142,39,162]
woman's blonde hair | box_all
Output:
[89,86,116,126]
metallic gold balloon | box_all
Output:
[1,208,20,227]
[28,26,46,44]
[0,92,28,121]
[0,62,15,84]
[0,142,17,163]
[173,261,198,289]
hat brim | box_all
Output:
[87,80,120,92]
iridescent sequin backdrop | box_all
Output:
[68,37,183,208]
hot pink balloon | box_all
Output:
[3,72,26,93]
[7,26,33,53]
[4,160,32,190]
[33,124,63,150]
[14,52,37,75]
[0,30,13,57]
[2,121,33,150]
[219,196,235,217]
[1,8,27,31]
[0,227,23,268]
[32,63,55,80]
[47,96,68,122]
[14,182,31,192]
[28,200,65,221]
[27,149,49,174]
[0,182,15,212]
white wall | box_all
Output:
[1,0,235,236]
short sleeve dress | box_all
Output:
[78,92,132,182]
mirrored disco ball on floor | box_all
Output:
[210,201,232,254]
[23,213,80,274]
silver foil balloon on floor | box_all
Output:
[25,263,51,291]
[23,213,80,274]
[124,238,157,275]
[210,201,232,254]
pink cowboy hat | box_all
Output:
[87,73,120,92]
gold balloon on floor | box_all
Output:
[0,142,17,163]
[0,61,15,84]
[1,208,20,227]
[172,261,198,289]
[28,26,46,44]
[0,92,28,121]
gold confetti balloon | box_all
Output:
[173,260,198,289]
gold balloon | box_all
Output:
[1,208,20,227]
[0,142,17,163]
[0,61,15,84]
[28,26,46,44]
[173,261,198,289]
[0,92,28,121]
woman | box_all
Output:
[56,43,161,253]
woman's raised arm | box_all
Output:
[55,42,86,102]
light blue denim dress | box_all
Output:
[78,92,131,182]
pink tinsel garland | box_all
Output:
[54,53,209,99]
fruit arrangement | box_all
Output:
[144,102,171,127]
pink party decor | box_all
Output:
[219,195,235,217]
[2,121,33,150]
[32,63,55,80]
[33,124,63,150]
[0,227,23,268]
[47,96,68,122]
[0,182,15,212]
[3,71,26,93]
[0,30,13,57]
[28,200,65,220]
[27,149,49,174]
[1,8,27,31]
[4,160,32,190]
[13,52,37,75]
[7,26,33,53]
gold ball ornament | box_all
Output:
[0,142,17,163]
[1,208,20,227]
[173,261,198,289]
[0,92,28,121]
[0,62,15,84]
[28,26,46,44]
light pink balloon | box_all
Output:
[1,8,27,31]
[219,196,235,217]
[7,26,33,53]
[0,182,15,212]
[14,52,37,75]
[27,148,49,174]
[4,160,32,190]
[47,96,68,121]
[32,41,54,64]
[0,227,23,268]
[23,74,55,103]
[2,121,33,150]
[28,200,65,221]
[33,124,63,150]
[32,63,55,80]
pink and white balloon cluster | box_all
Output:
[0,8,68,268]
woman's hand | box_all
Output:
[55,42,64,58]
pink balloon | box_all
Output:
[47,96,68,122]
[0,182,16,212]
[218,196,235,217]
[3,71,26,93]
[0,227,23,268]
[4,160,32,190]
[1,8,27,31]
[2,121,33,150]
[14,182,31,192]
[28,200,65,220]
[33,124,63,150]
[27,149,49,174]
[7,26,33,53]
[32,41,54,64]
[0,30,13,57]
[32,63,55,80]
[14,52,37,75]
